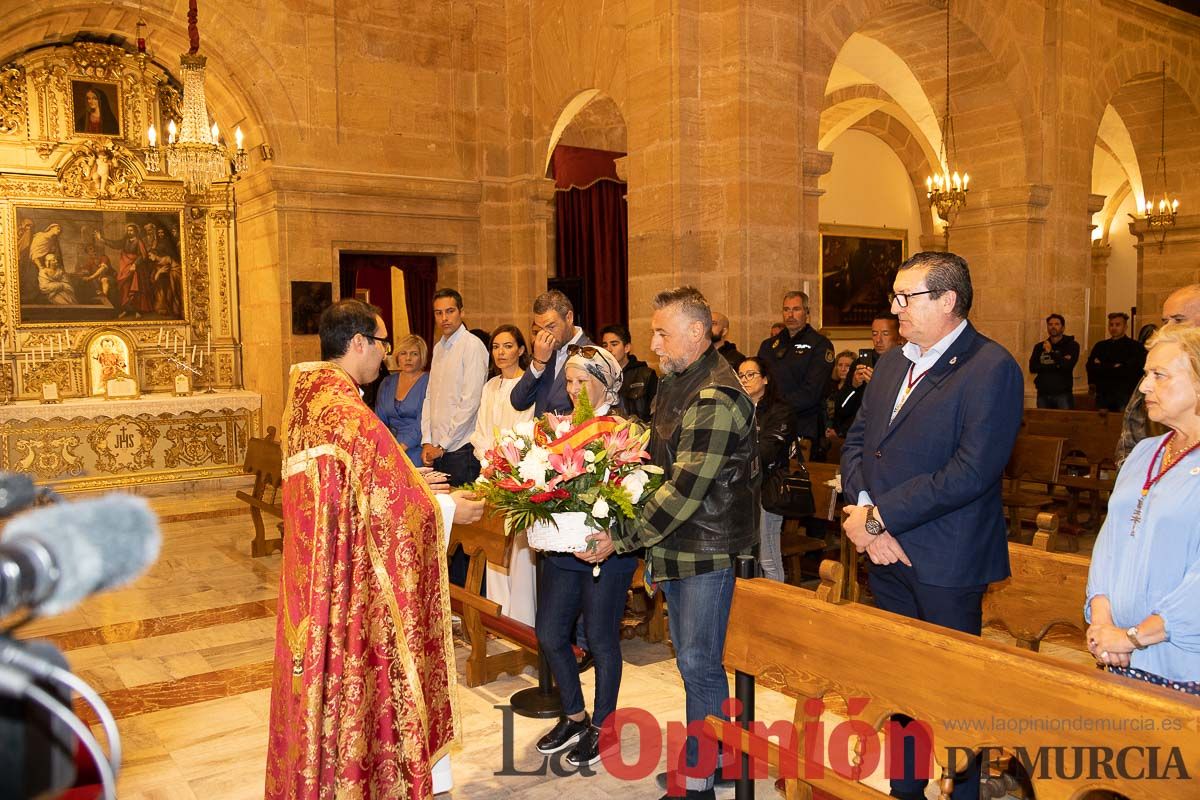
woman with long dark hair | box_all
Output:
[738,356,795,582]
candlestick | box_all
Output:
[158,327,164,346]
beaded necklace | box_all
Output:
[1129,431,1200,537]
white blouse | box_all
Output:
[470,374,535,461]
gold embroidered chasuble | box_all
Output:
[265,362,458,800]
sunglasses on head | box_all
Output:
[566,344,603,359]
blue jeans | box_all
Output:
[758,509,785,582]
[660,567,735,791]
[535,557,634,727]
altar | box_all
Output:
[0,390,261,492]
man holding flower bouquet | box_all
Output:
[582,286,760,800]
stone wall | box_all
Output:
[3,0,1198,425]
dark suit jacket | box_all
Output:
[509,331,593,416]
[840,322,1023,588]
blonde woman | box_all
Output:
[1086,324,1200,693]
[374,334,428,453]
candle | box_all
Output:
[207,331,212,355]
[199,352,204,369]
[192,345,197,362]
[39,344,44,361]
[158,327,164,346]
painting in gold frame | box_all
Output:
[819,223,908,335]
[13,204,186,325]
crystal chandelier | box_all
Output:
[143,0,247,193]
[925,0,969,245]
[1139,63,1179,250]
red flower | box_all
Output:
[529,488,571,503]
[496,477,535,492]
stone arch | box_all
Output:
[0,3,292,154]
[543,90,628,176]
[530,2,629,175]
[842,109,940,243]
[1090,41,1200,137]
[820,85,941,175]
[808,0,1037,184]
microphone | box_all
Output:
[0,474,37,520]
[0,494,161,618]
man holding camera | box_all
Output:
[828,314,903,437]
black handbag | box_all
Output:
[761,441,815,518]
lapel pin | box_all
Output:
[949,356,958,365]
[1191,467,1200,476]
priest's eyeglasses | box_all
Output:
[888,289,936,308]
[365,335,393,355]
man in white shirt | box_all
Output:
[420,288,489,486]
[839,252,1024,800]
[510,290,592,416]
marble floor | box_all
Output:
[7,481,1093,799]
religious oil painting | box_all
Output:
[292,281,333,335]
[13,206,187,324]
[819,224,908,332]
[71,80,123,137]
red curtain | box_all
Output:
[552,145,628,333]
[337,253,438,348]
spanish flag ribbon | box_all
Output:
[547,415,624,455]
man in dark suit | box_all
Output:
[510,289,592,416]
[840,251,1023,800]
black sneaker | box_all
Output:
[655,770,734,790]
[565,725,603,768]
[535,713,590,755]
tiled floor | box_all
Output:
[7,484,1094,799]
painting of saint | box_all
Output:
[14,207,186,323]
[819,225,907,330]
[72,81,121,136]
[85,331,136,396]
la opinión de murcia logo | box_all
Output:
[493,699,1192,787]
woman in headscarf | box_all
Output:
[533,343,639,771]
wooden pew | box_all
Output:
[1002,434,1065,544]
[983,514,1090,652]
[235,425,284,557]
[447,512,540,687]
[706,567,1200,800]
[1021,409,1123,532]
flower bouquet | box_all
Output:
[470,389,664,574]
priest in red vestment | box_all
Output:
[266,298,483,800]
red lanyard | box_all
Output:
[906,362,934,389]
[1130,432,1200,536]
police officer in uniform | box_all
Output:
[756,290,834,454]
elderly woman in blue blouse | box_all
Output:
[1085,324,1200,694]
[374,334,429,454]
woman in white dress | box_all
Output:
[471,324,538,625]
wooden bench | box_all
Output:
[983,516,1090,652]
[1002,433,1065,544]
[235,426,284,557]
[779,459,839,585]
[705,565,1200,800]
[447,512,541,687]
[1022,409,1123,532]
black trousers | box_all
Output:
[868,562,987,800]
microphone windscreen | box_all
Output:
[1,494,161,617]
[0,474,37,519]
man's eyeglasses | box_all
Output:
[566,344,602,359]
[365,335,392,356]
[888,289,937,308]
[737,371,762,380]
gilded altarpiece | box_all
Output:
[0,42,256,490]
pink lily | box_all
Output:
[548,442,587,482]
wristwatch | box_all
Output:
[864,505,885,536]
[1126,626,1148,650]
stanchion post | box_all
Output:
[509,551,562,718]
[734,554,755,800]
